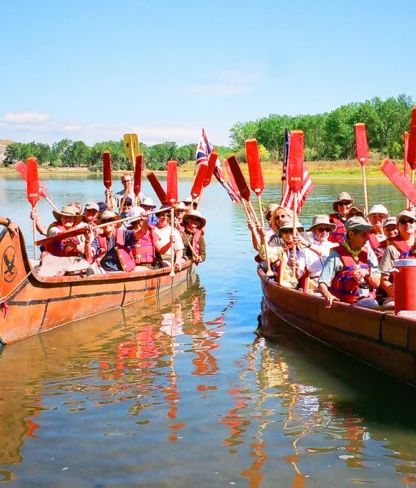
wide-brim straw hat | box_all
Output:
[53,206,83,225]
[182,210,206,229]
[332,192,354,211]
[97,210,123,225]
[278,218,304,236]
[307,214,336,232]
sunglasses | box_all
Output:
[159,213,170,218]
[338,201,352,206]
[399,218,415,225]
[275,214,287,220]
[316,227,332,232]
[281,229,293,234]
[122,179,132,183]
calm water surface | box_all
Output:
[0,174,415,487]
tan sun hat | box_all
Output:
[307,215,336,232]
[345,216,373,232]
[278,218,304,236]
[332,192,354,211]
[345,203,366,219]
[53,206,83,224]
[98,210,123,225]
[182,210,206,228]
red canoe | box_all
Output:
[0,227,195,345]
[257,266,416,387]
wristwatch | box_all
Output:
[5,218,11,227]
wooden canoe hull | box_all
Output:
[258,267,416,387]
[0,228,195,345]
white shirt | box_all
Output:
[299,238,338,278]
[153,225,184,256]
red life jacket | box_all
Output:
[329,245,375,304]
[367,231,387,261]
[45,224,82,257]
[387,237,416,259]
[130,231,157,265]
[329,214,346,244]
[97,229,135,272]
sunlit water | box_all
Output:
[0,173,415,487]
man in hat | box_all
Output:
[182,210,206,263]
[153,206,184,270]
[0,216,18,237]
[299,215,338,288]
[366,204,389,260]
[318,217,380,308]
[379,210,416,306]
[329,192,354,244]
[119,196,134,219]
[82,202,100,227]
[141,197,158,226]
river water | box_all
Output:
[1,174,416,487]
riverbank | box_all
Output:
[0,159,402,180]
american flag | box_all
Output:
[195,128,239,203]
[280,130,313,213]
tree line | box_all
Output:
[3,94,414,168]
[230,94,414,162]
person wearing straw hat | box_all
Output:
[141,197,158,226]
[153,205,184,271]
[366,204,389,261]
[261,217,305,288]
[329,192,354,244]
[379,210,416,307]
[318,217,380,309]
[182,210,206,264]
[174,202,188,236]
[299,215,338,291]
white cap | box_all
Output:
[368,204,389,216]
[131,206,147,218]
[141,197,156,208]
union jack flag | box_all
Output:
[195,129,239,203]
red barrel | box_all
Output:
[394,259,416,314]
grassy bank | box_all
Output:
[0,159,401,180]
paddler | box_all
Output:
[318,217,380,309]
[329,192,354,244]
[182,210,206,264]
[366,204,389,260]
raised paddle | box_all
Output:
[146,172,167,204]
[404,131,410,207]
[226,155,258,223]
[102,151,113,210]
[166,161,179,276]
[191,164,208,203]
[287,130,305,279]
[354,123,369,215]
[223,159,241,201]
[14,161,58,211]
[245,138,273,277]
[26,157,41,259]
[407,107,416,188]
[123,134,139,170]
[380,159,416,207]
[134,154,143,205]
[195,151,218,209]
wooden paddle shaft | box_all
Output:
[361,166,369,214]
[169,207,175,276]
[257,194,273,277]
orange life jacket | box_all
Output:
[44,224,82,257]
[130,231,157,265]
[97,229,135,272]
[329,245,375,304]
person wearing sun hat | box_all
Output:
[182,210,207,263]
[182,196,194,213]
[318,216,380,309]
[329,192,354,245]
[46,206,85,255]
[365,204,390,260]
[379,209,416,307]
[345,203,366,220]
[141,196,158,226]
[153,205,184,270]
[382,216,398,240]
[298,215,338,290]
[174,202,188,235]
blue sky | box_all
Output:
[1,0,415,147]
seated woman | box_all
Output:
[182,210,206,264]
[248,205,290,252]
[153,206,184,271]
[128,207,172,271]
[174,202,187,236]
[299,215,338,292]
[38,206,90,277]
[261,218,305,288]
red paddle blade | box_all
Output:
[404,131,410,178]
[223,159,241,200]
[202,151,218,188]
[287,131,304,193]
[355,123,369,166]
[407,107,416,170]
[245,139,264,196]
[166,161,178,204]
[147,172,167,204]
[134,154,143,197]
[191,164,208,198]
[380,159,416,206]
[102,151,112,189]
[15,161,47,197]
[26,157,40,207]
[226,155,251,201]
